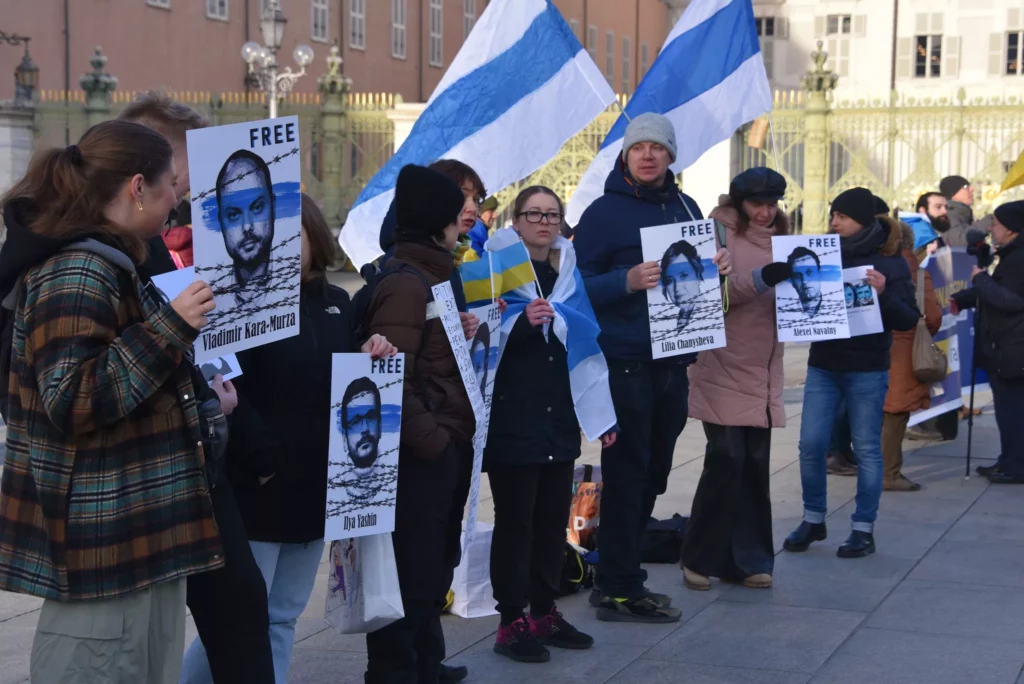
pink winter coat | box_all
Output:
[688,197,786,429]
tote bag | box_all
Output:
[912,269,947,384]
[324,533,405,634]
[449,521,498,619]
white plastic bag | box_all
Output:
[449,521,497,619]
[324,533,405,634]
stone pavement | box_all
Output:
[1,345,1021,684]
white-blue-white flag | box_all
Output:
[339,0,615,268]
[565,0,772,226]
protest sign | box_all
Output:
[324,353,404,541]
[151,267,241,382]
[772,234,850,342]
[640,220,726,359]
[188,116,302,362]
[842,266,883,338]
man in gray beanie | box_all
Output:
[939,174,993,247]
[573,113,732,624]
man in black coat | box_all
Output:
[784,188,920,559]
[951,200,1024,483]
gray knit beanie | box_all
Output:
[621,113,678,163]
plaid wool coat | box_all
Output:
[0,244,223,601]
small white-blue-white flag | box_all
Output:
[339,0,615,268]
[566,0,772,226]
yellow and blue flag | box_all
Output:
[459,230,537,307]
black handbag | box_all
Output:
[187,363,229,490]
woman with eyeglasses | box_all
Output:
[484,186,617,663]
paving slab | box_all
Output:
[644,602,864,674]
[910,539,1024,589]
[809,627,1024,684]
[607,659,811,684]
[0,611,36,684]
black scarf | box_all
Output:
[840,219,884,258]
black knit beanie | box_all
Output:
[830,187,877,228]
[394,164,465,243]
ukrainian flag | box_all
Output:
[459,235,536,307]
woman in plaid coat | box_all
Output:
[0,120,222,684]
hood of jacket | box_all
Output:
[877,215,905,257]
[0,199,79,301]
[948,200,974,225]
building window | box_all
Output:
[429,0,443,67]
[587,25,597,61]
[756,17,775,80]
[622,36,631,93]
[350,0,366,50]
[146,0,171,8]
[605,31,614,82]
[312,0,329,42]
[206,0,227,19]
[1008,32,1024,75]
[392,0,407,59]
[826,15,851,35]
[463,0,476,40]
[915,34,942,78]
[640,43,649,78]
[569,19,580,42]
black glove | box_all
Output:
[761,262,792,288]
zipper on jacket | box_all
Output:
[766,337,776,429]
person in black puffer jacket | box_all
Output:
[784,187,919,560]
[950,200,1024,484]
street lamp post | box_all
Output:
[0,31,38,106]
[241,1,314,119]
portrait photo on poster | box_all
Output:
[772,235,851,342]
[467,303,501,414]
[843,265,884,337]
[324,353,404,541]
[150,267,242,382]
[187,116,302,363]
[640,220,726,359]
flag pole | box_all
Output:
[767,114,781,173]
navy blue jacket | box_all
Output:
[379,198,467,311]
[573,164,703,362]
[808,217,920,373]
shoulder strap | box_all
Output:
[916,267,925,318]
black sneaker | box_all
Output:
[589,586,672,608]
[783,521,827,552]
[493,617,550,663]
[439,664,468,683]
[837,531,875,558]
[596,595,682,623]
[529,607,594,650]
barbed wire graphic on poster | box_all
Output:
[641,220,726,359]
[324,353,404,541]
[187,117,302,363]
[772,234,850,342]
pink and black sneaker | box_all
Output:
[494,617,550,663]
[528,607,595,650]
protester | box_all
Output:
[881,219,943,491]
[950,200,1024,484]
[900,192,949,259]
[784,187,919,558]
[0,120,221,684]
[940,175,994,246]
[118,92,276,684]
[480,195,499,229]
[485,186,615,662]
[362,164,476,683]
[682,167,789,591]
[178,196,397,683]
[574,112,731,622]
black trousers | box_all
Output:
[488,462,575,622]
[596,359,690,599]
[990,376,1024,477]
[365,444,463,684]
[186,481,275,684]
[681,422,774,581]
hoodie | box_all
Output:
[0,200,77,302]
[572,163,703,362]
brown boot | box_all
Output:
[884,475,922,492]
[682,567,711,591]
[827,451,857,476]
[741,573,773,589]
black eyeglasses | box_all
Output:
[516,210,564,224]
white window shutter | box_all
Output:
[989,32,1006,76]
[827,37,838,70]
[814,15,825,37]
[1009,8,1022,31]
[761,39,775,79]
[853,15,867,38]
[839,38,850,77]
[943,36,960,78]
[897,37,914,79]
[915,13,928,34]
[776,17,789,40]
[931,13,944,35]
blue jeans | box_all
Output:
[180,540,324,684]
[798,367,888,533]
[829,400,852,454]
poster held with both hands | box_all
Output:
[772,235,851,342]
[640,220,727,359]
[187,116,303,363]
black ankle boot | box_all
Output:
[837,531,875,558]
[783,521,827,552]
